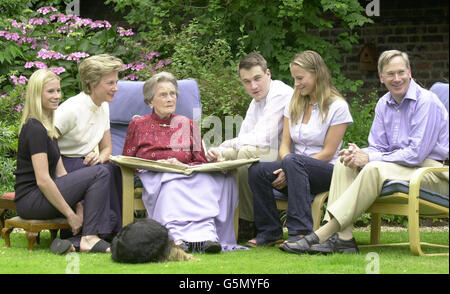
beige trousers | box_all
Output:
[324,159,449,230]
[222,146,279,221]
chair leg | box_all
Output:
[50,229,58,242]
[0,208,5,230]
[2,227,12,247]
[234,205,239,242]
[370,213,381,245]
[312,192,328,231]
[25,231,39,252]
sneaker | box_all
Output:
[308,234,359,254]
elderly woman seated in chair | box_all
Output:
[122,72,243,254]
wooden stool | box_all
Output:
[0,192,16,230]
[2,216,71,251]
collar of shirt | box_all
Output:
[386,78,419,107]
[83,92,103,113]
[150,111,174,126]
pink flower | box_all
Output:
[10,75,27,85]
[66,52,90,62]
[49,67,66,75]
[141,52,160,60]
[19,76,28,84]
[15,105,23,112]
[118,26,134,37]
[25,61,48,69]
[37,48,66,60]
[10,75,18,85]
[37,6,58,15]
[28,18,50,26]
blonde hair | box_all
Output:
[79,54,124,94]
[19,69,60,138]
[289,50,344,125]
[143,71,178,104]
[377,50,410,73]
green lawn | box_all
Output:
[0,230,448,274]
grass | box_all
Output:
[0,230,448,275]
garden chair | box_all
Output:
[273,190,329,231]
[109,79,239,239]
[360,82,449,256]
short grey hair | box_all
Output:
[143,71,178,104]
[377,50,411,73]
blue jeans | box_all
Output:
[248,153,333,241]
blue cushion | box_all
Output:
[380,180,449,208]
[273,189,288,201]
[429,82,449,113]
[109,79,202,155]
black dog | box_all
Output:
[111,218,195,263]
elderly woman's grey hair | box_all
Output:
[143,71,179,104]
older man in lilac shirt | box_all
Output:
[280,50,449,255]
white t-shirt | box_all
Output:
[230,79,294,150]
[55,92,110,157]
[284,98,353,164]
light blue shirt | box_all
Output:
[363,79,449,166]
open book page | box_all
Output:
[110,155,260,175]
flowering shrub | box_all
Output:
[0,5,170,194]
[0,6,170,99]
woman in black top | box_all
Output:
[14,69,112,254]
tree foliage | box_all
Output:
[107,0,372,90]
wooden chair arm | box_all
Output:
[115,163,136,227]
[408,165,448,256]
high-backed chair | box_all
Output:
[361,82,449,256]
[110,79,203,228]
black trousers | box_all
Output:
[248,153,333,241]
[62,156,122,233]
[16,165,112,237]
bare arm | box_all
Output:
[279,117,292,160]
[312,123,349,162]
[54,157,67,178]
[84,130,112,165]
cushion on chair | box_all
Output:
[380,180,449,208]
[429,82,449,113]
[109,79,202,155]
[273,189,288,201]
[1,192,15,201]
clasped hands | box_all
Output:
[270,143,370,190]
[339,143,369,168]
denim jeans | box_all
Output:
[248,153,333,241]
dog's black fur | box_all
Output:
[111,218,171,263]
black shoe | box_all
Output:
[184,240,222,254]
[203,240,222,254]
[280,232,320,254]
[177,241,189,253]
[308,234,359,254]
[237,219,256,243]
